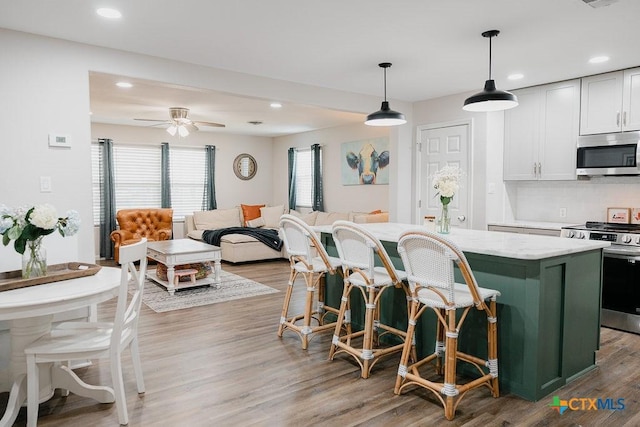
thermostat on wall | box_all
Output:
[48,133,71,148]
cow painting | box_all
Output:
[345,143,390,185]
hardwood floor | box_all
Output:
[3,259,640,426]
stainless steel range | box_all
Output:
[561,222,640,334]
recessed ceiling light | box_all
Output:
[507,73,524,81]
[116,82,133,88]
[96,8,122,19]
[589,56,609,64]
[270,102,282,108]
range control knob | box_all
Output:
[636,236,640,245]
[575,231,585,239]
[622,235,633,244]
[566,231,575,238]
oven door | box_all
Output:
[602,250,640,334]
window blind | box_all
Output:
[112,145,162,211]
[91,144,102,226]
[295,149,313,208]
[169,147,206,219]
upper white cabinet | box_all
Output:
[504,79,580,181]
[580,67,640,134]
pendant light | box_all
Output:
[463,30,518,112]
[365,62,407,126]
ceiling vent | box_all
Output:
[581,0,619,8]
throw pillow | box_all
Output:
[193,207,242,230]
[315,211,349,226]
[260,205,284,228]
[289,209,318,226]
[246,217,265,228]
[241,204,265,226]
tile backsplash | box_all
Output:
[510,176,640,224]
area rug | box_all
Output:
[135,270,279,313]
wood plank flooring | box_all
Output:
[2,259,640,426]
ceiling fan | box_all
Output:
[134,107,225,137]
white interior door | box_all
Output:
[418,124,470,229]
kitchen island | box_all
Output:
[316,223,609,401]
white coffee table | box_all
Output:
[146,239,222,295]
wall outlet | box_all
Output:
[559,207,567,218]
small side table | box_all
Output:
[146,239,222,295]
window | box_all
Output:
[91,143,210,225]
[295,149,313,208]
[169,147,206,219]
[112,145,162,211]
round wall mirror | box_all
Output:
[233,153,257,180]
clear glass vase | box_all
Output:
[22,236,47,279]
[438,203,451,234]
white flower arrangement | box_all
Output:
[0,204,81,254]
[432,165,462,205]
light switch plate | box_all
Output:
[40,176,52,193]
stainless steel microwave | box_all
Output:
[577,131,640,176]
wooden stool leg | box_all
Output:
[301,272,315,350]
[443,308,458,421]
[278,269,297,337]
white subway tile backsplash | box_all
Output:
[512,177,640,223]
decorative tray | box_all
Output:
[0,262,102,292]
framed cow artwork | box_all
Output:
[341,137,390,185]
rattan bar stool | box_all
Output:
[329,221,412,379]
[395,230,500,420]
[278,214,342,349]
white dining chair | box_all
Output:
[24,238,148,426]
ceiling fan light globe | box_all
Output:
[178,125,189,137]
[167,125,177,136]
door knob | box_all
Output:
[457,215,466,222]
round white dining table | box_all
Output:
[0,267,121,427]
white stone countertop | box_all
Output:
[487,220,581,230]
[314,222,609,261]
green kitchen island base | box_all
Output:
[319,224,606,402]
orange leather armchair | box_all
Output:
[110,208,173,262]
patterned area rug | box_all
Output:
[136,270,279,313]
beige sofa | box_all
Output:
[185,206,389,263]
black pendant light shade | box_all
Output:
[365,62,406,126]
[463,30,518,112]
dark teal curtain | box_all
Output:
[161,142,171,208]
[288,147,297,210]
[311,143,324,212]
[98,138,116,259]
[203,145,217,210]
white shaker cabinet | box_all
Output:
[504,79,580,181]
[580,67,640,135]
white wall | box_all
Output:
[272,123,390,213]
[0,31,90,272]
[0,28,396,271]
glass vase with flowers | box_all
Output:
[0,204,80,278]
[431,165,462,234]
